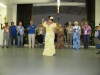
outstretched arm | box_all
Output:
[1,24,4,30]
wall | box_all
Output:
[7,0,17,25]
[33,13,85,26]
[95,0,100,26]
[0,7,7,45]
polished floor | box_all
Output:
[0,47,100,75]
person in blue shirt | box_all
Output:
[17,22,24,47]
[95,26,100,54]
[10,22,17,46]
[27,20,36,48]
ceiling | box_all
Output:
[33,0,86,15]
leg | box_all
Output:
[67,34,69,46]
[86,35,90,48]
[37,35,39,44]
[39,34,43,44]
[84,35,87,49]
[69,34,73,46]
[96,44,100,54]
[2,33,6,47]
[15,35,17,46]
[17,36,20,47]
[32,34,35,48]
[6,33,9,47]
[11,35,14,46]
[41,35,43,44]
[38,35,40,44]
[20,35,23,47]
[9,35,11,46]
[28,34,31,48]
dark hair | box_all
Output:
[48,16,53,22]
[11,22,14,25]
[5,22,8,25]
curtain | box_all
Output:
[17,4,33,44]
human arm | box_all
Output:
[16,26,18,31]
[1,24,5,30]
[79,26,81,36]
[95,31,99,37]
[53,23,57,33]
[36,24,39,30]
[27,26,30,31]
[89,26,92,36]
[66,26,68,31]
[42,18,44,24]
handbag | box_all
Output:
[18,32,20,36]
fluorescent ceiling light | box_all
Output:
[57,0,60,6]
[0,3,7,8]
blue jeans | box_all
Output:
[17,35,23,47]
[84,35,90,49]
[11,35,17,46]
[96,44,100,49]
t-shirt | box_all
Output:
[3,26,9,33]
[67,26,73,34]
[28,25,36,34]
[83,25,91,35]
[10,25,17,35]
[17,26,24,35]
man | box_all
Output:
[95,26,100,54]
[10,22,17,46]
[1,22,9,48]
[27,20,36,48]
[17,22,24,47]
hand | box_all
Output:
[42,18,44,22]
[35,34,36,36]
[27,28,30,30]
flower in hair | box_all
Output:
[50,16,54,19]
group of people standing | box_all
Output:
[54,21,91,50]
[1,16,93,56]
[1,22,24,48]
[41,16,92,56]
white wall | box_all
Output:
[12,5,17,25]
[7,0,17,25]
[0,7,7,45]
[33,13,85,26]
[95,0,100,26]
[0,0,17,45]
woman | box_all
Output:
[1,22,9,48]
[64,25,67,43]
[37,24,44,46]
[42,16,56,56]
[54,22,59,47]
[73,21,81,50]
[83,21,91,49]
[10,22,17,46]
[57,24,64,49]
[66,22,73,47]
[95,25,100,54]
[17,22,24,47]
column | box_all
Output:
[86,0,95,45]
[7,0,17,25]
[95,0,100,26]
[86,0,95,23]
